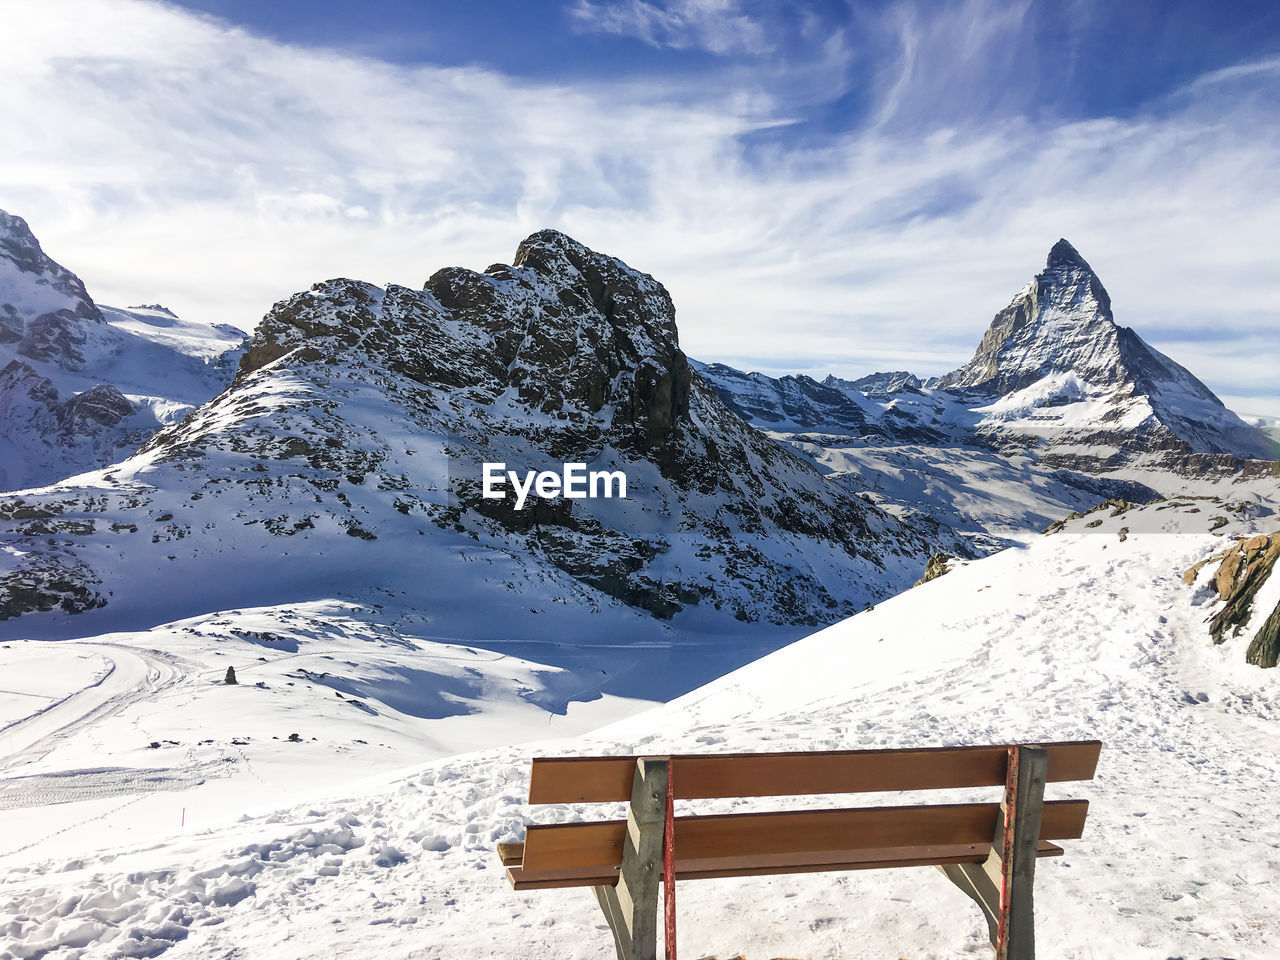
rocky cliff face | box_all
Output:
[0,210,247,491]
[936,240,1120,394]
[1,231,962,635]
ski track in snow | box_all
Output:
[0,644,203,814]
[3,525,1279,959]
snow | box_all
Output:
[99,307,245,362]
[698,355,1279,554]
[0,258,81,322]
[0,601,654,866]
[0,646,109,728]
[2,504,1279,958]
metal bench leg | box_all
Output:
[593,757,670,960]
[939,745,1047,960]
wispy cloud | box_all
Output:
[1,0,1277,415]
[861,0,1035,130]
[1186,54,1280,91]
[567,0,772,56]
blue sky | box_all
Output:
[169,1,1280,121]
[2,0,1279,415]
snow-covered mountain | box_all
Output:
[0,210,247,492]
[3,500,1277,959]
[1242,412,1280,448]
[934,238,1273,463]
[0,230,963,641]
[698,239,1278,547]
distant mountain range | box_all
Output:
[0,213,1274,639]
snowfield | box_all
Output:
[3,502,1279,959]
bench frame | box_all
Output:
[502,742,1098,960]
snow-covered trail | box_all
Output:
[0,644,185,774]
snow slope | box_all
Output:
[3,500,1277,959]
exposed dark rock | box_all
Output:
[914,553,957,586]
[1189,533,1280,668]
[0,210,103,370]
[59,384,134,431]
[1044,499,1141,534]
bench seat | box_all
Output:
[502,838,1066,889]
[502,798,1086,890]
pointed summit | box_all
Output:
[1046,238,1091,272]
[935,239,1117,394]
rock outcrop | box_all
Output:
[1188,533,1280,668]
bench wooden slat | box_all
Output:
[519,799,1087,873]
[526,741,1102,804]
[497,841,524,867]
[504,840,1068,890]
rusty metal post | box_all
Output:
[663,759,676,959]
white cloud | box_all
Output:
[0,0,1277,415]
[567,0,772,56]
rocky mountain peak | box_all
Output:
[934,238,1125,395]
[1045,237,1091,272]
[238,231,689,460]
[827,371,923,398]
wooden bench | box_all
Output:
[497,740,1101,960]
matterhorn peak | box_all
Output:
[1045,237,1092,272]
[928,236,1272,460]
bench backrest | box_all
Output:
[527,740,1102,804]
